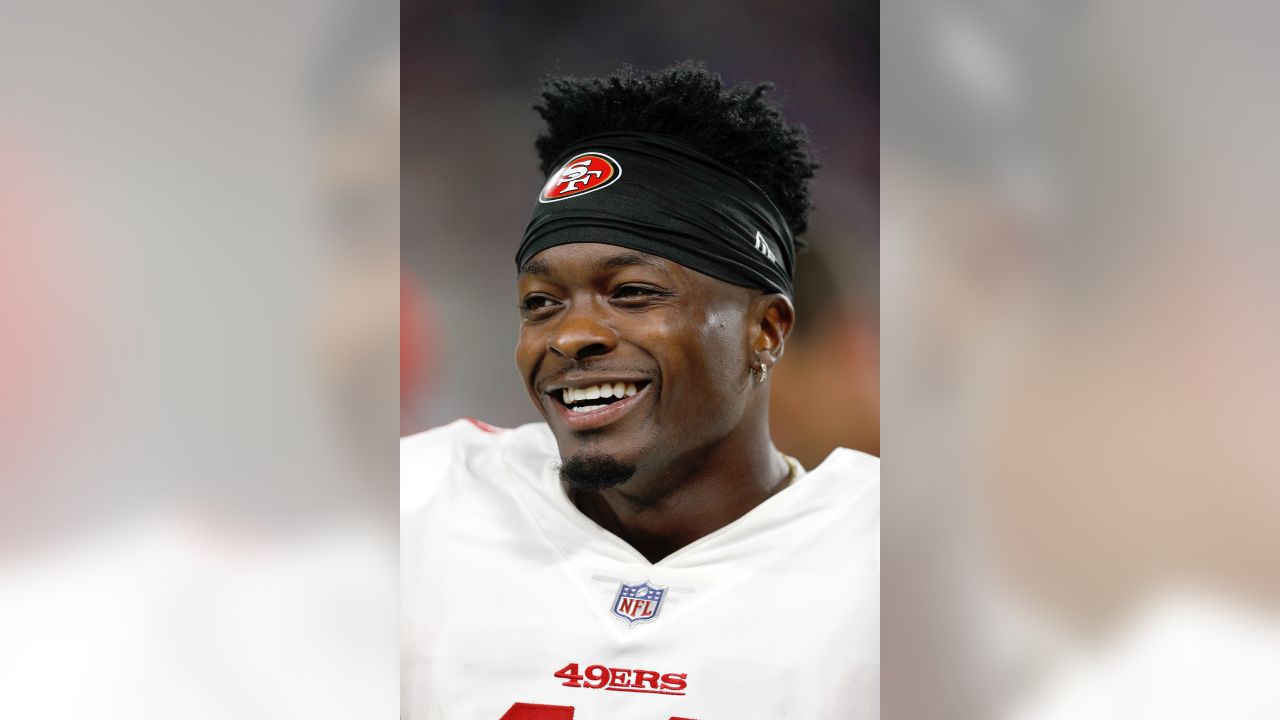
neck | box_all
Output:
[569,418,791,563]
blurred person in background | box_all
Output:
[770,242,880,465]
[402,63,880,718]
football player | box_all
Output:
[402,63,880,719]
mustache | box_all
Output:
[538,361,656,386]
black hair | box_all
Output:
[559,453,636,491]
[534,61,819,241]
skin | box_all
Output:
[516,242,795,562]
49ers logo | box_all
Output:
[539,152,621,203]
[554,661,688,696]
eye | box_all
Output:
[611,284,666,301]
[519,293,561,317]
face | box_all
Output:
[516,243,761,488]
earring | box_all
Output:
[753,362,769,384]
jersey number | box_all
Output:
[500,703,695,720]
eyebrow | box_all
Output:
[597,252,666,273]
[518,258,551,276]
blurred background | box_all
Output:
[0,0,398,716]
[8,0,1279,717]
[400,0,881,465]
[884,0,1280,717]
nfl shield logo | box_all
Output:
[611,580,666,626]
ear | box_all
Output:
[750,293,796,367]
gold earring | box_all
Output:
[753,362,769,383]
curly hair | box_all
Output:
[534,61,819,240]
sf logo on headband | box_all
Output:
[540,152,621,203]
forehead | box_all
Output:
[518,243,680,280]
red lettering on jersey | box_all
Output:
[549,661,688,697]
[499,705,696,720]
[639,600,653,617]
[617,598,635,615]
[660,673,688,692]
[554,663,583,688]
[632,670,660,689]
[500,703,574,719]
[608,668,632,687]
[583,664,609,689]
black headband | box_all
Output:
[516,132,795,297]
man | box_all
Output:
[402,63,879,719]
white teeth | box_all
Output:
[571,405,598,414]
[560,382,643,406]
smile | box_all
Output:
[546,379,653,430]
[558,382,642,412]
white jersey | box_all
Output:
[402,419,879,720]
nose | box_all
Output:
[548,300,617,360]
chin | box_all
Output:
[561,421,657,465]
[558,448,637,491]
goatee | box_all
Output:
[558,452,636,491]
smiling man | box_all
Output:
[402,63,880,719]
